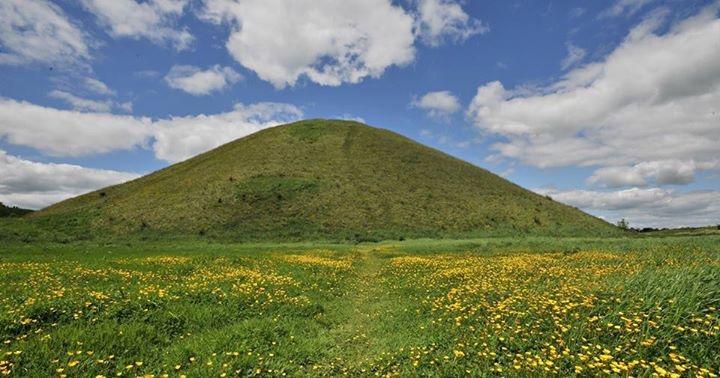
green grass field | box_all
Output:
[1,236,719,377]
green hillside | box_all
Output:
[30,120,619,241]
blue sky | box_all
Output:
[1,0,719,228]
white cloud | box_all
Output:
[0,150,139,209]
[48,90,133,114]
[152,102,302,162]
[601,0,655,18]
[0,98,153,156]
[199,0,416,88]
[198,0,485,88]
[118,102,133,113]
[84,78,115,96]
[560,43,586,70]
[49,90,113,113]
[414,0,488,46]
[0,98,302,162]
[333,114,366,123]
[587,160,720,188]
[536,187,720,228]
[0,0,91,66]
[411,90,461,119]
[80,0,193,50]
[468,5,720,179]
[164,65,243,95]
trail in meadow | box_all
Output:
[322,246,407,372]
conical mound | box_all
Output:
[32,120,619,240]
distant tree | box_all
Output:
[617,218,629,230]
[717,224,720,230]
[0,202,33,217]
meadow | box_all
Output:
[1,236,719,377]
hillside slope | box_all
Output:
[31,120,619,240]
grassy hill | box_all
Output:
[28,120,619,241]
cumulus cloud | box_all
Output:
[0,98,302,162]
[198,0,484,88]
[164,65,243,95]
[0,150,139,209]
[587,160,720,188]
[414,0,488,46]
[0,98,153,156]
[560,43,586,70]
[468,5,720,181]
[199,0,416,88]
[411,91,461,119]
[536,187,720,228]
[152,102,302,162]
[0,0,91,66]
[80,0,193,50]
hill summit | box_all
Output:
[31,120,618,240]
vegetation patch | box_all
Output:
[235,176,321,204]
[287,120,334,142]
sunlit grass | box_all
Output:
[0,236,718,376]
